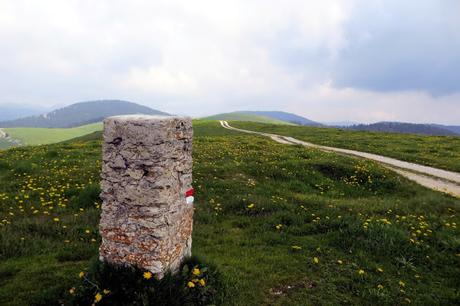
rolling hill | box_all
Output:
[0,100,169,128]
[203,111,321,126]
[203,112,294,125]
[238,111,322,126]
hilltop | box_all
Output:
[203,112,293,125]
[238,111,322,126]
[0,100,169,128]
[203,111,321,126]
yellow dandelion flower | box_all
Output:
[399,280,405,287]
[377,284,384,290]
[313,257,319,264]
[377,267,384,273]
[78,271,85,278]
[143,271,152,280]
[187,281,195,288]
[337,260,343,265]
[69,287,76,295]
[199,278,206,286]
[103,289,111,295]
[358,269,365,275]
[53,218,59,222]
[247,204,255,209]
[192,268,201,276]
[95,293,103,303]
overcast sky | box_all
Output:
[0,0,459,124]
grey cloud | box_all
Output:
[0,0,459,124]
[331,0,460,95]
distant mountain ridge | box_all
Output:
[431,124,460,135]
[0,100,169,128]
[350,122,459,136]
[323,121,360,127]
[0,105,46,122]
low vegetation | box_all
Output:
[0,120,459,305]
[68,257,222,306]
[231,121,460,172]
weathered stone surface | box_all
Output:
[99,115,193,277]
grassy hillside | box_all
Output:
[0,121,459,305]
[3,122,103,147]
[203,112,295,125]
[231,121,460,173]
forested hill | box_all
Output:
[350,121,459,136]
[0,100,169,128]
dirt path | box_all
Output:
[220,121,460,198]
[0,128,6,138]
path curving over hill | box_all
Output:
[220,121,460,198]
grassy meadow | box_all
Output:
[2,123,103,147]
[231,121,460,173]
[0,120,459,305]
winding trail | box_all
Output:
[220,121,460,198]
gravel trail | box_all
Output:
[220,121,460,198]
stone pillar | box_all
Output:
[99,115,193,277]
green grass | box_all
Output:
[3,122,103,147]
[0,121,459,305]
[202,112,295,125]
[230,121,460,173]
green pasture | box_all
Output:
[0,121,458,305]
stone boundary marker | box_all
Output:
[99,115,194,277]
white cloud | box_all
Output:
[0,0,458,123]
[121,67,198,95]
